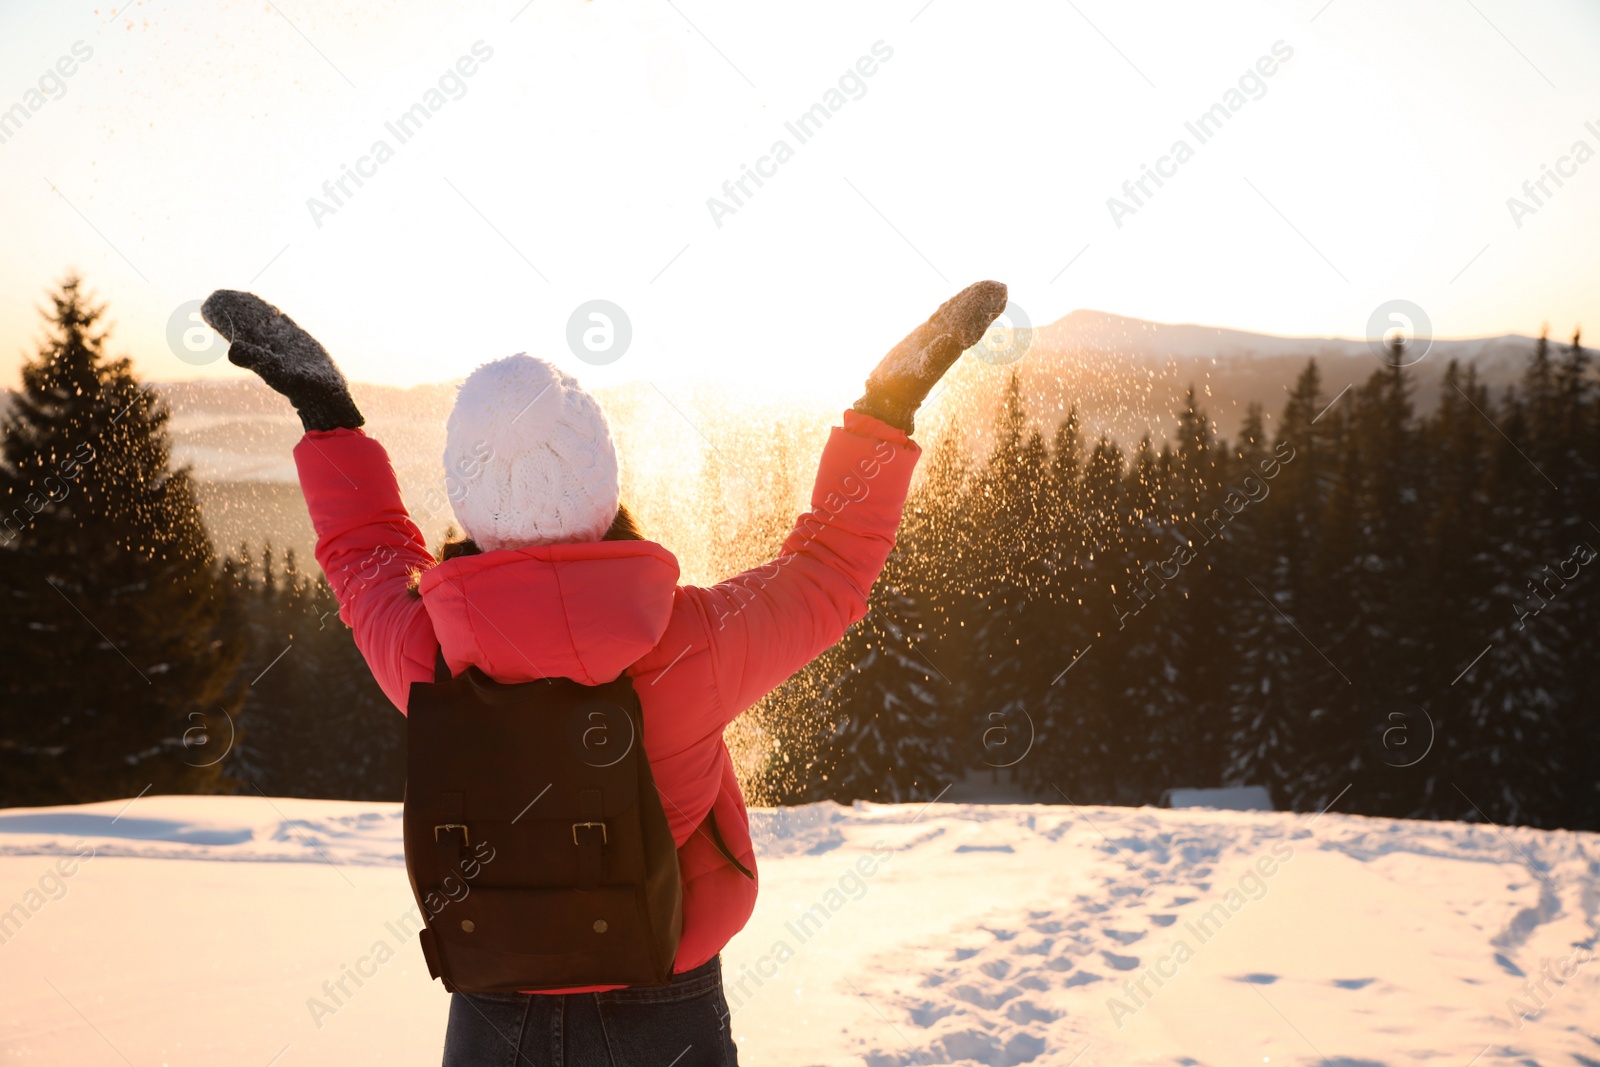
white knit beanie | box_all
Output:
[442,354,620,551]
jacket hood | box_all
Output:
[417,540,680,685]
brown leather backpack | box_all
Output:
[403,653,682,992]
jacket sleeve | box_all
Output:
[680,410,921,725]
[294,428,440,712]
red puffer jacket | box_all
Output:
[293,409,920,989]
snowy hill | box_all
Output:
[1038,309,1538,369]
[2,795,1595,1066]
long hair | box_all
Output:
[410,504,645,596]
[438,502,645,562]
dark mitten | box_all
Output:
[853,280,1009,434]
[201,290,364,432]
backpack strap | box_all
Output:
[705,809,755,881]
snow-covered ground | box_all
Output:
[1,795,1596,1066]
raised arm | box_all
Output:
[202,291,437,710]
[294,429,437,709]
[682,411,917,719]
[686,281,1008,722]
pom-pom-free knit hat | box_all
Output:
[443,354,620,551]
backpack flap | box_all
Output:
[406,673,643,890]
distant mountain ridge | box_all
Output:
[1037,309,1540,370]
[7,312,1553,564]
[146,311,1547,423]
[950,309,1553,454]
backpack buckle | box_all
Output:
[435,823,470,845]
[572,821,608,846]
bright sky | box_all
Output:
[1,0,1597,397]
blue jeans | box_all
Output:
[440,955,739,1067]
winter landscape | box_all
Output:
[5,0,1600,1064]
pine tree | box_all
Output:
[960,377,1055,789]
[1224,364,1330,806]
[1104,432,1184,801]
[1027,433,1127,802]
[1438,352,1573,826]
[1162,403,1253,794]
[810,571,950,803]
[1554,327,1600,826]
[0,275,242,804]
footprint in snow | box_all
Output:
[1232,973,1278,985]
[907,1000,954,1027]
[954,843,1015,853]
[1331,977,1375,990]
[1003,1031,1048,1063]
[1063,970,1103,987]
[979,958,1011,979]
[1101,951,1141,971]
[929,1028,1001,1065]
[1493,952,1525,977]
[1004,999,1060,1025]
[1149,914,1178,927]
[950,982,1022,1009]
[1103,928,1146,945]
